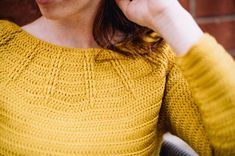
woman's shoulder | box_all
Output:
[0,19,12,27]
[0,20,20,46]
[143,40,176,73]
[0,20,16,33]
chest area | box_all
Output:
[1,51,168,112]
[0,53,167,155]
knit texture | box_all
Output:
[0,20,234,156]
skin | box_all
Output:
[115,0,203,55]
[22,0,203,55]
[22,0,102,48]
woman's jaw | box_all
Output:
[35,0,101,20]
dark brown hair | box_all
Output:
[93,0,163,57]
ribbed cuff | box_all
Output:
[176,33,235,106]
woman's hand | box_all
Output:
[115,0,178,29]
[115,0,203,55]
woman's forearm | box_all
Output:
[115,0,203,55]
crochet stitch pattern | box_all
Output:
[0,20,235,156]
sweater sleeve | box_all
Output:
[161,33,235,156]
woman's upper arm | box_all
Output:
[176,33,235,155]
[162,33,235,155]
[161,62,212,156]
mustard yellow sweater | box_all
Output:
[0,20,235,156]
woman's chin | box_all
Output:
[39,8,68,20]
[36,0,56,5]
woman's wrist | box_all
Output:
[148,2,203,55]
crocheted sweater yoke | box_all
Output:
[0,20,235,156]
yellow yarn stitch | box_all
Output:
[0,20,234,156]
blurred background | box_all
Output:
[179,0,235,57]
[0,0,234,57]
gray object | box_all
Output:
[160,132,199,156]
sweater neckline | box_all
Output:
[3,20,134,61]
[9,20,108,54]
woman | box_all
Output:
[0,0,234,155]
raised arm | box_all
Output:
[115,0,235,154]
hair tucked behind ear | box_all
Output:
[93,0,163,57]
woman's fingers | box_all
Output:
[115,0,131,15]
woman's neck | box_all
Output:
[22,14,100,49]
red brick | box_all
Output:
[196,0,235,17]
[199,20,235,50]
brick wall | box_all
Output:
[0,0,234,56]
[180,0,235,56]
[0,0,41,26]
